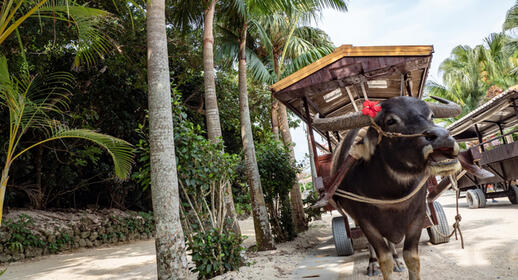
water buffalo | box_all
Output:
[313,96,462,280]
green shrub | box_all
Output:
[255,138,298,242]
[188,228,246,279]
[5,215,44,252]
[133,92,245,277]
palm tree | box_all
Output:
[248,12,340,232]
[217,0,280,251]
[427,33,518,123]
[146,0,189,278]
[0,0,115,69]
[168,0,242,235]
[427,45,486,119]
[0,56,134,224]
[503,1,518,32]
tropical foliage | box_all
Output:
[427,31,518,121]
[255,138,299,242]
[1,0,353,276]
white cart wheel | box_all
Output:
[474,188,486,208]
[332,216,354,256]
[466,189,480,209]
[509,185,518,204]
[426,201,450,245]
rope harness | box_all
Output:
[331,117,464,248]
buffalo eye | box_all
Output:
[386,118,397,126]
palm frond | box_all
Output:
[52,128,134,179]
[247,48,275,84]
[13,128,134,179]
[503,1,518,31]
[37,4,115,70]
[283,46,333,77]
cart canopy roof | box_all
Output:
[270,44,434,141]
[447,86,518,142]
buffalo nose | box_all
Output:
[423,127,450,143]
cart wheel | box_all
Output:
[509,185,518,204]
[474,188,486,208]
[426,201,450,245]
[466,189,480,209]
[332,216,354,256]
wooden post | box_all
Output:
[344,86,359,111]
[475,124,484,152]
[304,97,319,171]
[360,82,369,101]
[326,132,333,153]
[497,122,507,144]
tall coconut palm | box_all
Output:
[217,0,283,251]
[247,12,340,232]
[167,0,223,141]
[146,0,189,278]
[168,0,241,235]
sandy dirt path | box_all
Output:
[295,191,518,280]
[3,191,518,279]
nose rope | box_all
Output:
[368,118,425,144]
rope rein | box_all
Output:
[428,176,464,249]
[334,176,428,205]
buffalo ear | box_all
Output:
[349,127,378,161]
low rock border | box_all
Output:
[0,209,155,263]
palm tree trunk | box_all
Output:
[271,58,280,140]
[0,167,9,224]
[203,0,223,141]
[238,23,275,251]
[203,0,241,235]
[278,103,308,232]
[274,49,306,233]
[146,1,189,278]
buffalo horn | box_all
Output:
[312,112,371,131]
[427,96,462,118]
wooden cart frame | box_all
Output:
[271,45,450,255]
[447,87,518,208]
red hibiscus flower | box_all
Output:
[361,100,381,118]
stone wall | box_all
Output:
[0,209,155,263]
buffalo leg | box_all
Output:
[403,222,423,280]
[388,241,405,272]
[367,244,381,276]
[361,222,395,280]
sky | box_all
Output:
[291,0,516,164]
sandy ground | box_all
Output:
[3,191,518,279]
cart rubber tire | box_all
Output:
[474,188,486,208]
[332,216,354,256]
[509,185,518,204]
[426,201,450,245]
[466,189,480,209]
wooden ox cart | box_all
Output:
[444,87,518,208]
[270,45,451,256]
